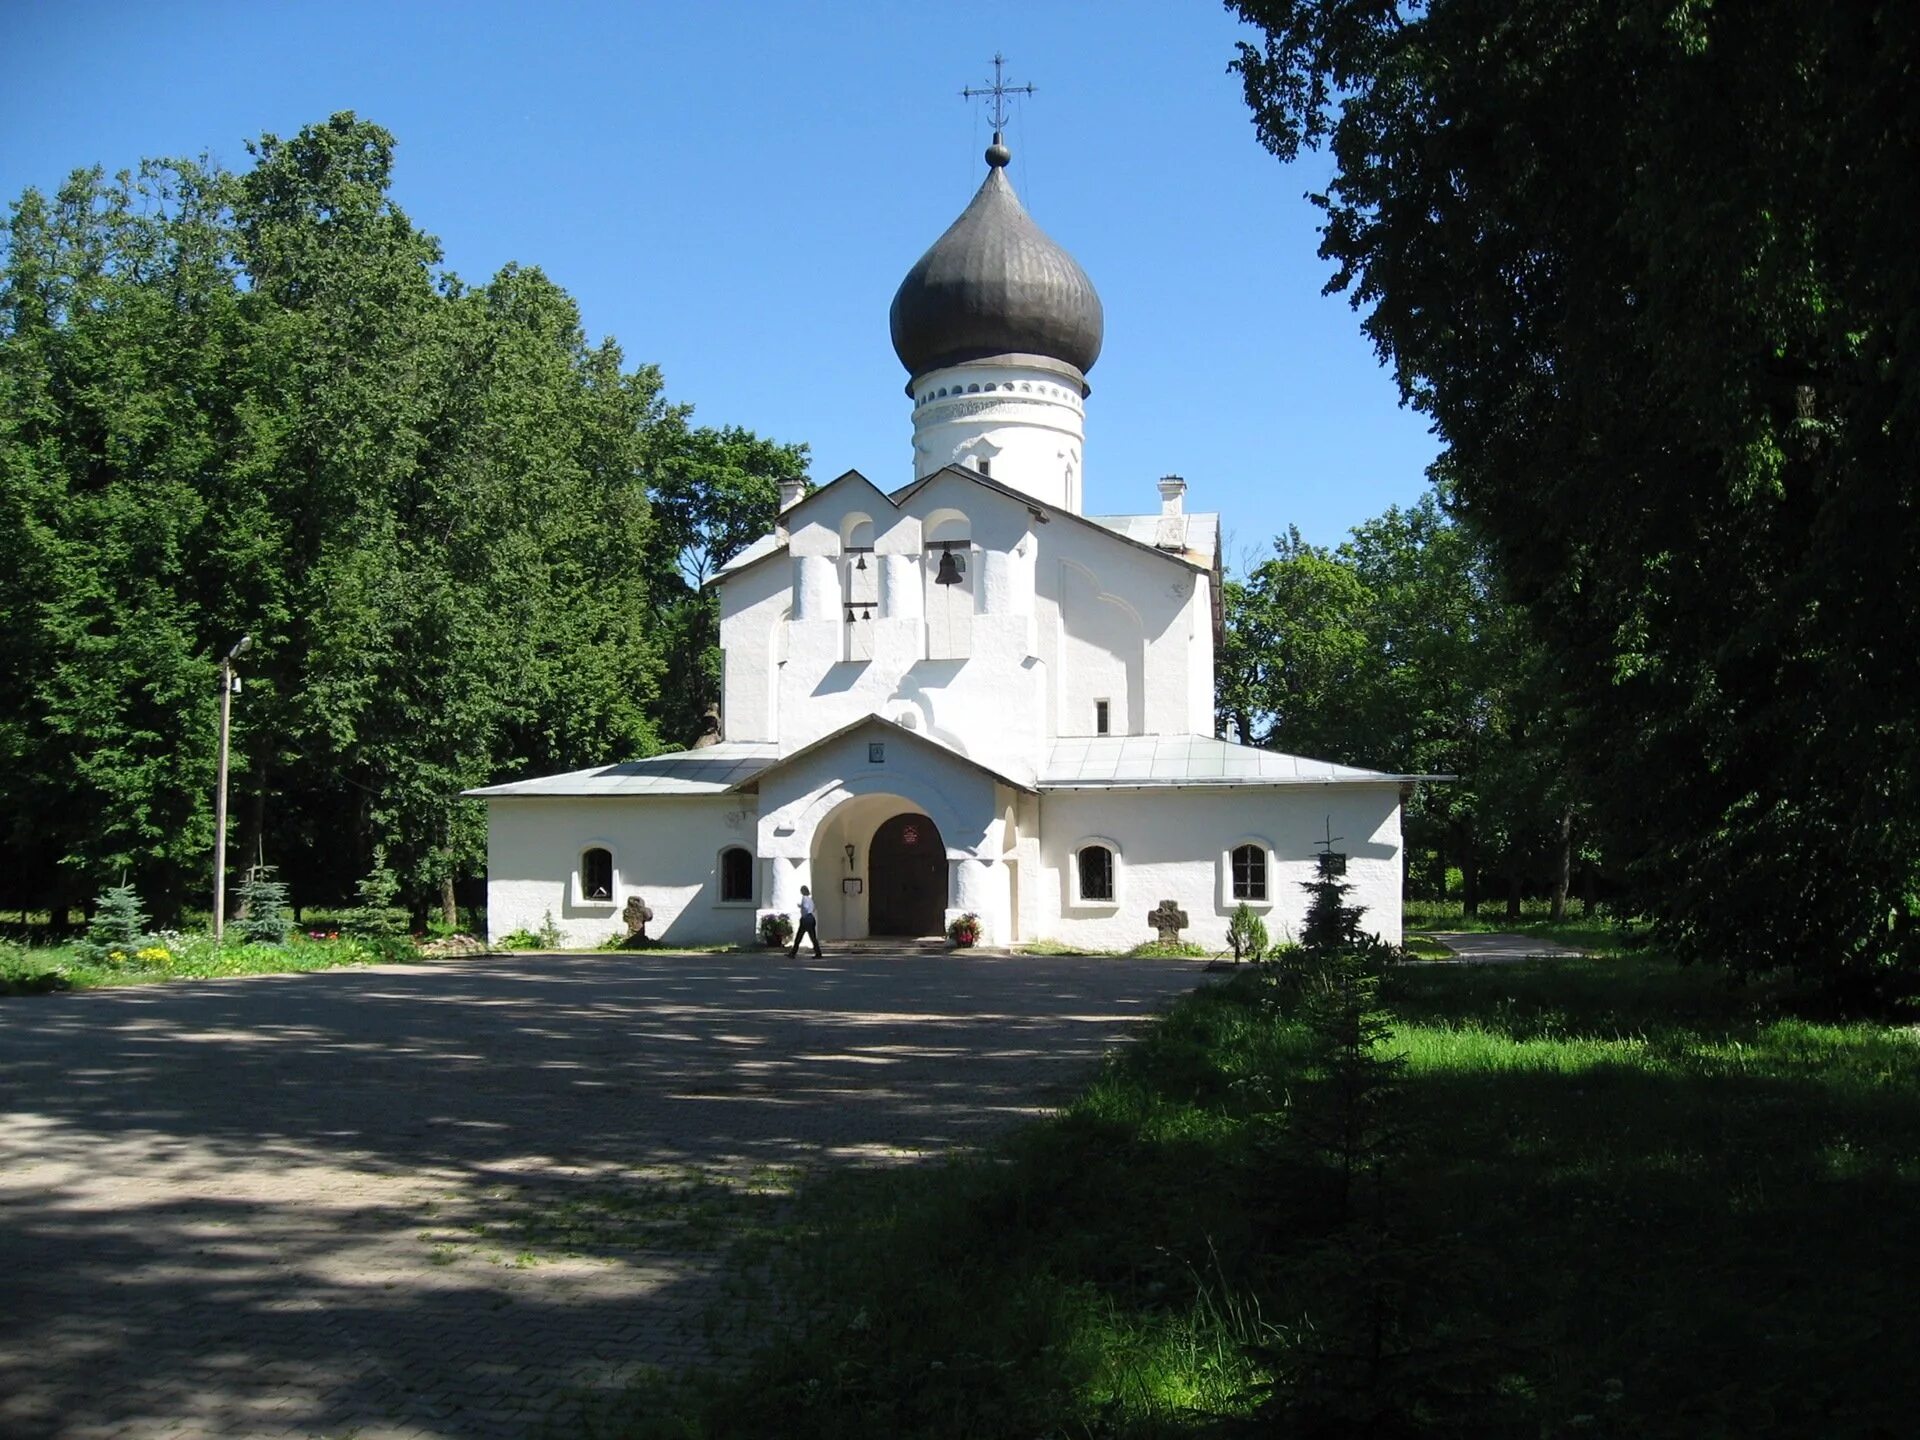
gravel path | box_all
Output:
[0,951,1206,1439]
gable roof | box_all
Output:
[1040,734,1437,789]
[710,463,1219,590]
[463,742,778,798]
[890,464,1215,574]
[728,713,1037,795]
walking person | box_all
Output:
[789,884,822,958]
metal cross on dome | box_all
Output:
[961,52,1035,133]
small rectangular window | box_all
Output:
[1094,699,1110,735]
[869,742,885,763]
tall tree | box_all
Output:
[0,112,807,924]
[646,423,808,745]
[1222,496,1572,913]
[1228,1,1920,993]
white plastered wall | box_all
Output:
[484,795,762,948]
[715,470,1221,768]
[1029,784,1404,952]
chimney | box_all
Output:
[1157,475,1187,517]
[775,476,806,543]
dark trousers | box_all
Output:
[790,913,821,956]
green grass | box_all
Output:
[0,932,422,994]
[623,956,1920,1438]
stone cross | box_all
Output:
[1148,899,1189,945]
[622,895,654,942]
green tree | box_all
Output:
[1223,495,1576,915]
[646,423,808,745]
[1227,0,1920,993]
[1,111,808,930]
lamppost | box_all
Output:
[212,634,251,942]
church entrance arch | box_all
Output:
[867,812,948,936]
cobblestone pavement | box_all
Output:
[0,952,1207,1438]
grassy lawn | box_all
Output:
[629,955,1920,1438]
[0,932,422,994]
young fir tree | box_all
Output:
[82,883,150,962]
[345,846,408,938]
[1291,824,1403,1222]
[236,866,292,945]
[1299,849,1367,955]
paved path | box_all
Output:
[1423,931,1587,963]
[0,952,1206,1439]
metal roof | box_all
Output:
[1040,734,1420,789]
[1085,512,1220,572]
[716,530,783,578]
[728,713,1037,795]
[464,743,778,798]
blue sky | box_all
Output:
[1,0,1440,564]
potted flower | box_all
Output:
[760,913,794,948]
[947,912,982,948]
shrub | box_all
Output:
[351,934,419,965]
[499,928,544,951]
[1227,902,1269,963]
[81,884,150,963]
[0,939,68,995]
[236,866,292,946]
[948,912,981,947]
[760,913,794,946]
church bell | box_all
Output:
[934,546,965,586]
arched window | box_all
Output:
[580,847,614,903]
[719,846,754,903]
[1231,843,1267,901]
[1077,845,1115,903]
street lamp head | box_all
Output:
[227,634,252,661]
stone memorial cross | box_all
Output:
[623,895,654,942]
[1148,899,1189,945]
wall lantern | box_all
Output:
[844,842,857,871]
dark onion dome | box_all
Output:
[889,137,1103,383]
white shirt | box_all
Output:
[799,894,815,918]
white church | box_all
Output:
[473,128,1416,952]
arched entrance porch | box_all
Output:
[806,791,953,941]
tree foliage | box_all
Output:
[1228,1,1919,992]
[0,113,806,924]
[1222,495,1576,914]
